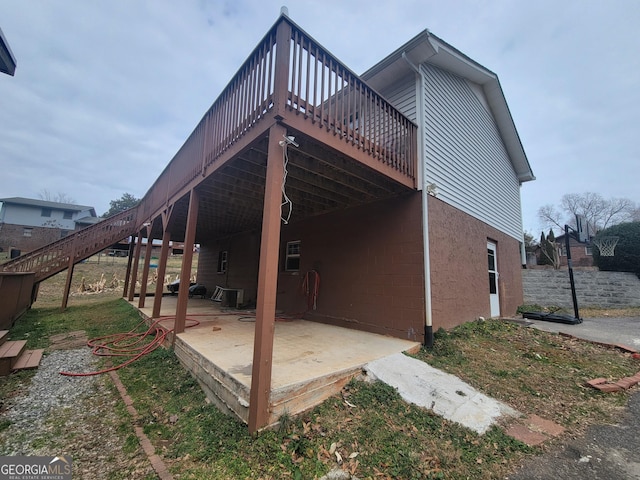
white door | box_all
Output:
[487,242,500,317]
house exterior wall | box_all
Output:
[559,237,593,267]
[0,203,91,230]
[198,193,426,341]
[0,201,96,253]
[0,223,66,253]
[421,63,524,241]
[379,75,417,123]
[197,231,261,305]
[428,196,523,328]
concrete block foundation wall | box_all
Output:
[198,193,426,342]
[522,269,640,308]
[427,197,524,328]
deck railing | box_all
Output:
[137,16,416,223]
[1,208,138,283]
[286,25,417,179]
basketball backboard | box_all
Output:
[575,214,590,243]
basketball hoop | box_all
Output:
[592,236,619,257]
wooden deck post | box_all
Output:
[128,231,144,302]
[152,229,171,318]
[174,189,199,337]
[60,264,75,310]
[122,235,136,298]
[248,123,286,433]
[61,234,78,310]
[138,226,154,308]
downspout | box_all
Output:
[402,52,434,348]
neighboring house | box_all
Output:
[554,234,594,268]
[0,197,98,253]
[533,234,594,268]
[0,26,16,76]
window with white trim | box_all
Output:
[285,240,301,271]
[23,227,33,237]
[217,250,228,273]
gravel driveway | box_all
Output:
[0,348,154,479]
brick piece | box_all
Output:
[594,383,623,393]
[614,344,638,354]
[527,414,565,437]
[632,353,640,360]
[586,378,608,387]
[615,377,639,390]
[505,423,548,447]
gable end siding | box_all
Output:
[378,75,417,123]
[421,63,523,240]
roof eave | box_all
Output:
[362,30,535,184]
[0,26,17,76]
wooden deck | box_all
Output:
[133,297,421,427]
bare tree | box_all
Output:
[38,189,76,204]
[538,192,637,233]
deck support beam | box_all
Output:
[138,225,154,308]
[61,264,75,310]
[248,123,286,433]
[122,234,136,298]
[61,234,78,310]
[128,231,144,301]
[174,188,199,338]
[152,228,171,318]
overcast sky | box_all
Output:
[1,0,638,234]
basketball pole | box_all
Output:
[565,224,581,322]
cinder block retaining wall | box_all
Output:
[522,269,640,308]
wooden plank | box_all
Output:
[0,330,8,346]
[0,340,27,359]
[13,349,44,370]
[0,340,27,376]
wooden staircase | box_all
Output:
[0,330,43,376]
[1,207,138,284]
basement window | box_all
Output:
[285,240,301,272]
[23,227,33,237]
[217,250,228,273]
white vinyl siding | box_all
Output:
[421,63,523,240]
[377,75,417,123]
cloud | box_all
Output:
[0,0,638,231]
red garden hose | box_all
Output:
[59,316,199,377]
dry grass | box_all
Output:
[33,253,194,308]
[415,320,638,439]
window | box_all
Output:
[217,250,228,273]
[41,208,52,217]
[559,244,567,256]
[585,245,593,256]
[60,230,71,238]
[63,211,73,220]
[23,228,33,237]
[285,240,301,271]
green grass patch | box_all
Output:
[6,298,145,349]
[2,298,638,478]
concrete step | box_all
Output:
[13,349,44,371]
[0,340,27,376]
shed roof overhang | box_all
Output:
[362,30,535,184]
[0,27,16,76]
